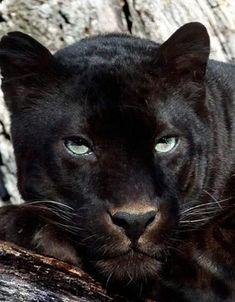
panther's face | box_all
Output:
[0,23,211,294]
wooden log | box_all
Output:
[0,241,118,302]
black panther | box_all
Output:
[0,22,235,301]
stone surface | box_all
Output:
[127,0,235,62]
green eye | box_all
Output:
[155,137,178,153]
[64,137,92,156]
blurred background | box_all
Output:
[0,0,235,204]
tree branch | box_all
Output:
[0,241,117,302]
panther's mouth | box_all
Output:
[90,247,163,285]
[100,247,162,262]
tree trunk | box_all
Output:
[0,0,234,299]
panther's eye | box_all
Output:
[64,137,92,156]
[155,137,178,153]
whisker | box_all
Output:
[26,200,75,211]
[178,227,201,233]
[78,233,99,244]
[203,190,222,209]
[105,271,114,289]
[180,217,211,223]
[166,245,185,256]
[126,270,134,287]
[181,209,219,218]
[181,196,234,215]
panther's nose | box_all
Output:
[111,210,157,241]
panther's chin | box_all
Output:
[90,250,162,290]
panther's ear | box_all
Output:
[158,22,210,80]
[0,31,53,78]
[0,32,55,112]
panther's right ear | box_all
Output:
[0,32,55,112]
[0,31,53,78]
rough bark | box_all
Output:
[0,241,118,302]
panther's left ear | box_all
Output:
[158,22,210,80]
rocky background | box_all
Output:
[0,0,235,205]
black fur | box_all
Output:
[0,23,235,301]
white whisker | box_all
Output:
[180,217,211,223]
[26,200,75,211]
[181,196,234,215]
[203,190,222,209]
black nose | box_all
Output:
[111,211,157,241]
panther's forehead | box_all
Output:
[54,33,159,68]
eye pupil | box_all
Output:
[160,137,170,144]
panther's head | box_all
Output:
[0,22,213,296]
